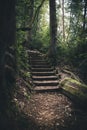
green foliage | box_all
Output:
[61,77,87,107]
[28,0,50,52]
[29,39,43,50]
[16,0,87,81]
[16,42,29,74]
[31,28,50,52]
[16,29,29,72]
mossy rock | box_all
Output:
[60,78,87,108]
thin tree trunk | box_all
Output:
[83,0,87,32]
[27,0,34,44]
[49,0,57,58]
[62,0,65,41]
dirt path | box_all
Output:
[20,92,75,130]
[15,84,87,130]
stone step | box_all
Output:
[31,65,51,68]
[29,54,40,57]
[30,57,43,60]
[31,67,54,72]
[30,58,49,62]
[33,80,59,86]
[33,86,61,93]
[28,50,40,54]
[30,62,50,66]
[32,76,58,81]
[30,59,46,62]
[32,71,55,76]
[29,53,42,56]
[29,50,60,92]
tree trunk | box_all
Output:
[27,0,34,45]
[49,0,57,64]
[83,0,87,32]
[62,0,65,41]
[0,0,16,120]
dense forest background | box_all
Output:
[16,0,87,69]
[0,0,87,129]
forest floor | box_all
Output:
[15,72,87,130]
[21,92,74,130]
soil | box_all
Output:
[23,92,74,129]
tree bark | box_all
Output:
[83,0,87,32]
[62,0,65,41]
[49,0,57,64]
[0,0,16,118]
[27,0,34,44]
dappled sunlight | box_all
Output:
[23,92,75,129]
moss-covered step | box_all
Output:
[60,78,87,108]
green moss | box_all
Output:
[61,78,70,86]
[61,78,87,104]
[68,78,87,88]
[61,77,87,89]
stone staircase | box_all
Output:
[29,50,60,92]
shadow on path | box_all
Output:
[16,92,87,130]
